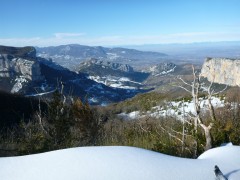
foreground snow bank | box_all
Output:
[0,145,239,180]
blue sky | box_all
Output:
[1,0,240,46]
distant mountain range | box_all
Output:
[125,41,240,63]
[0,44,203,105]
[36,44,167,70]
[0,45,149,105]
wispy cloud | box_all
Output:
[0,32,240,47]
[54,33,85,39]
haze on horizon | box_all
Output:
[1,0,240,47]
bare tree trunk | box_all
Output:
[37,98,50,137]
[207,96,217,122]
[193,139,198,158]
[181,127,185,154]
[200,123,213,150]
[181,99,185,154]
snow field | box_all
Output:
[0,145,239,180]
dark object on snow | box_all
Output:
[214,165,228,180]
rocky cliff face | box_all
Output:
[0,54,42,80]
[80,58,134,72]
[148,63,176,76]
[0,46,43,93]
[0,45,150,104]
[201,58,240,86]
[77,58,149,89]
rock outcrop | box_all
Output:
[143,62,176,76]
[80,58,134,72]
[0,54,42,81]
[0,46,43,93]
[201,57,240,86]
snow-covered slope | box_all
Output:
[77,59,149,89]
[145,62,177,76]
[88,75,142,89]
[119,96,225,120]
[0,145,239,180]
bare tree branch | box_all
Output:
[213,85,228,96]
[170,127,194,138]
[177,76,192,87]
[158,125,183,143]
[173,84,192,93]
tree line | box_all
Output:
[0,78,240,157]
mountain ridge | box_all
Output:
[36,44,167,69]
[0,45,149,105]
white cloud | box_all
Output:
[0,32,240,47]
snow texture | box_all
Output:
[88,75,141,89]
[154,65,176,76]
[11,76,28,93]
[0,145,239,180]
[25,89,56,97]
[119,96,225,120]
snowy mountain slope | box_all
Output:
[0,145,239,180]
[118,96,225,120]
[38,58,146,105]
[142,62,177,76]
[88,75,143,89]
[77,59,149,89]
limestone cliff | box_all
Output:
[0,46,43,93]
[0,54,42,80]
[201,58,240,86]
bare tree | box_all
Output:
[177,65,227,151]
